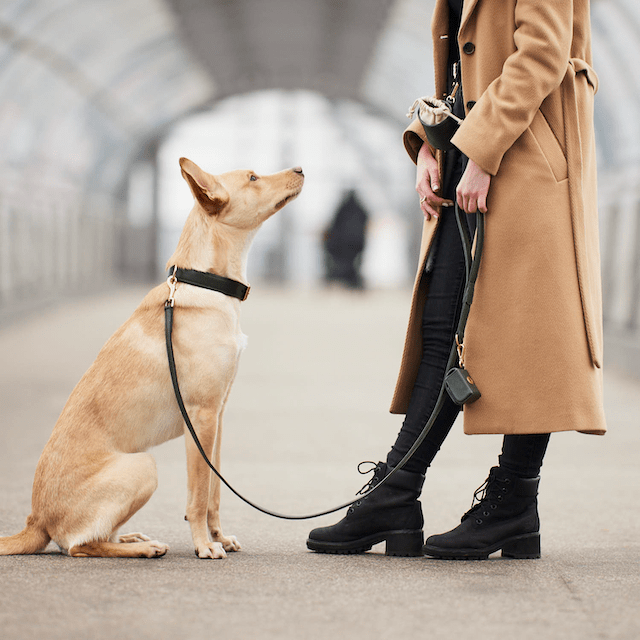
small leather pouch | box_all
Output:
[417,104,461,151]
[444,367,481,406]
[407,74,463,152]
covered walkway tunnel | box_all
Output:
[0,0,639,373]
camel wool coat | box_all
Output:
[390,0,607,435]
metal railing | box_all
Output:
[0,179,123,322]
[599,170,640,377]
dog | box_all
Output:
[0,158,304,559]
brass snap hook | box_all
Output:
[455,334,465,368]
[167,269,179,307]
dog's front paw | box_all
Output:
[142,541,170,557]
[196,542,227,559]
[219,535,241,552]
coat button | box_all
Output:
[463,42,475,55]
[467,100,476,111]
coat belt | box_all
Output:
[562,57,602,368]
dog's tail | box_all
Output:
[0,515,50,555]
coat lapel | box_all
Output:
[460,0,481,33]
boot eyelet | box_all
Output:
[356,501,362,507]
[490,504,498,510]
[504,478,511,484]
[483,511,490,517]
[497,495,503,501]
[475,518,483,525]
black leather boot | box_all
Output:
[306,462,425,556]
[423,466,541,560]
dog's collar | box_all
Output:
[167,266,250,302]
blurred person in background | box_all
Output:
[307,0,605,559]
[323,190,368,290]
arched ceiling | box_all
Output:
[0,0,214,192]
[0,0,638,197]
[167,0,395,101]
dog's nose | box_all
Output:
[293,167,304,175]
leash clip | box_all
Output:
[455,334,465,368]
[167,269,179,307]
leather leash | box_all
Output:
[164,206,484,520]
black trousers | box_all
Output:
[386,151,549,478]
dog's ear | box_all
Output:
[179,158,229,215]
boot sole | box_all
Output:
[423,532,541,560]
[306,530,424,557]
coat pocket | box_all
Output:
[528,110,568,182]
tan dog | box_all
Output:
[0,158,304,559]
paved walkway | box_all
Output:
[0,286,638,640]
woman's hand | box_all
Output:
[416,143,453,220]
[456,159,491,214]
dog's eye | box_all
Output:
[249,174,258,182]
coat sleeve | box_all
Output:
[403,117,428,165]
[451,0,572,176]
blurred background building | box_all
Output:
[0,0,638,375]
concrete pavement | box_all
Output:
[0,286,638,640]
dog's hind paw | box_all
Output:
[196,542,227,559]
[119,532,152,543]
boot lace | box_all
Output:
[347,461,383,515]
[461,469,510,523]
[355,461,381,496]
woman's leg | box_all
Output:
[498,434,551,477]
[386,150,469,473]
[386,201,468,474]
[306,159,470,556]
[307,152,469,556]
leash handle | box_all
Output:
[164,211,484,521]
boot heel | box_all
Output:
[385,531,424,557]
[501,534,541,559]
